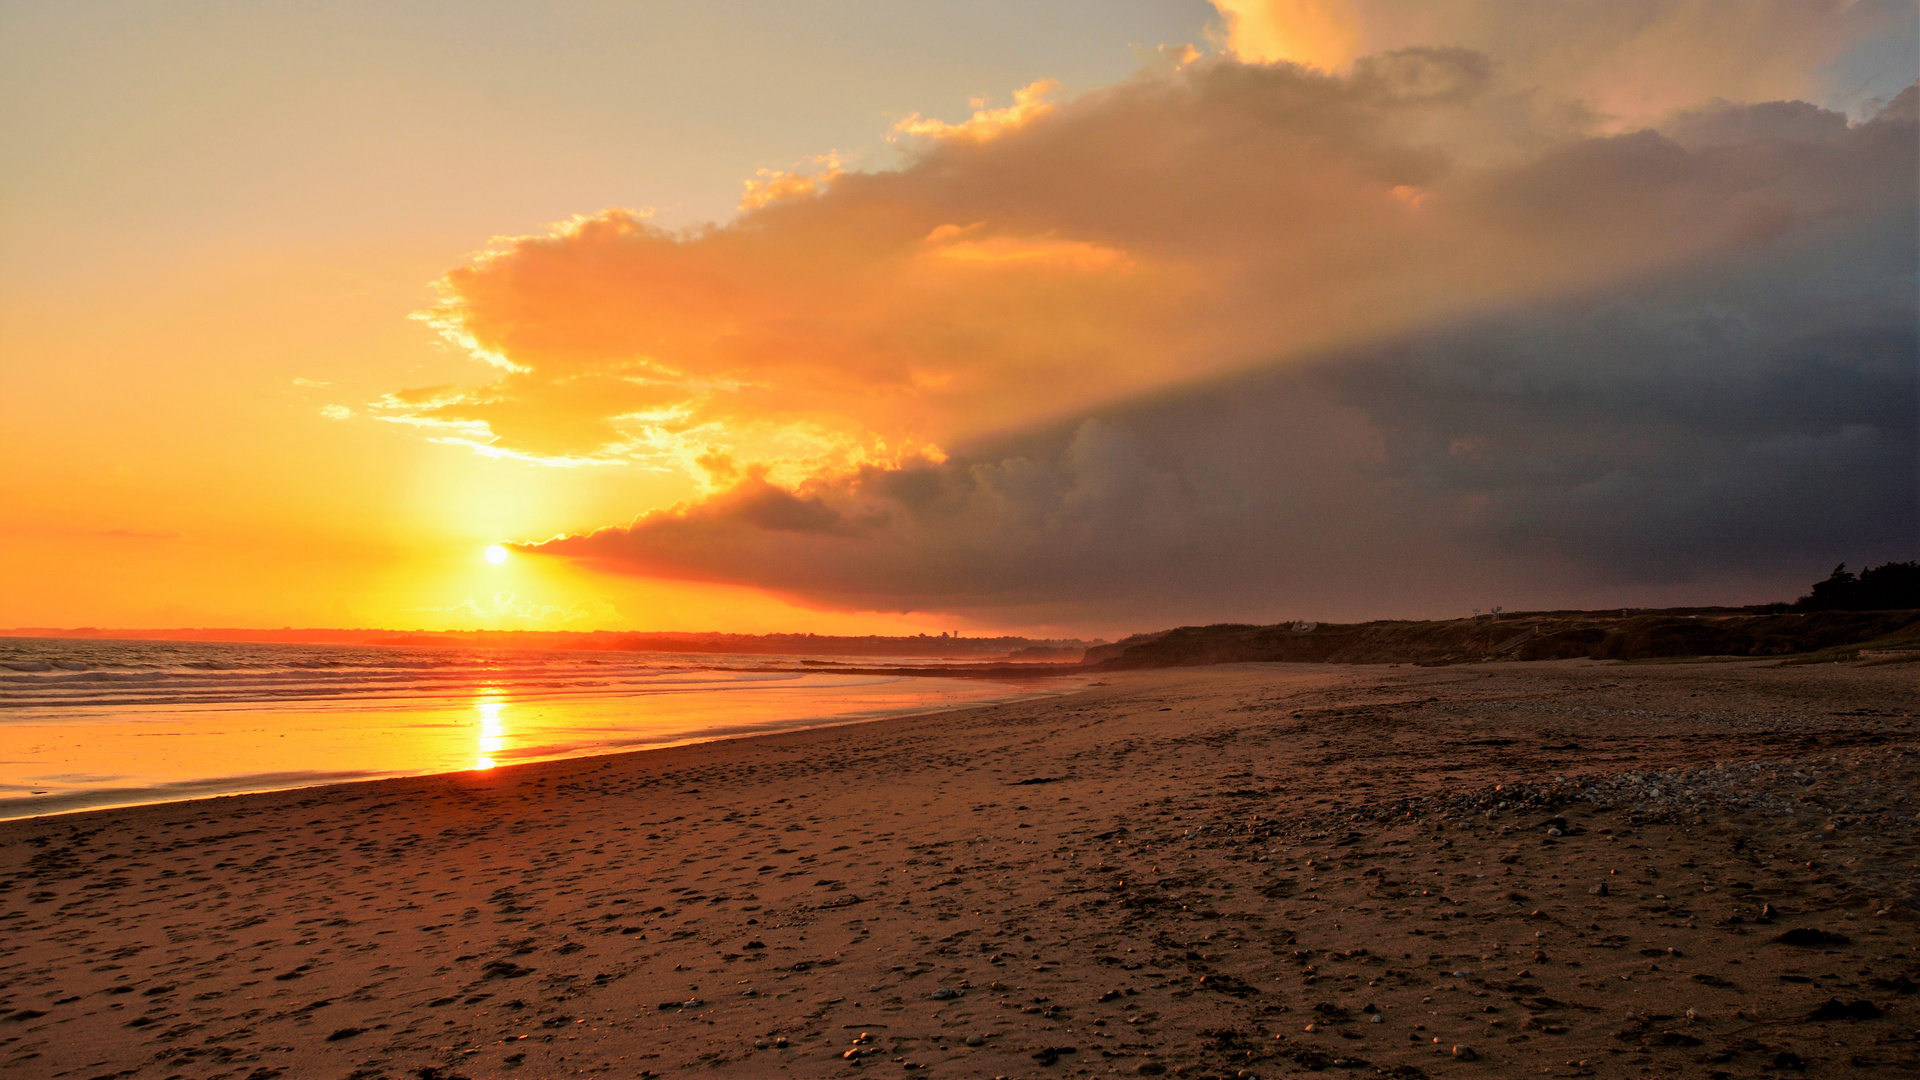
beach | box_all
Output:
[2,659,1915,1079]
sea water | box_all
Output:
[0,637,1070,819]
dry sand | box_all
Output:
[2,659,1917,1080]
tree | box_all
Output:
[1792,561,1920,611]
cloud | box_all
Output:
[893,80,1062,140]
[1209,0,1906,124]
[380,32,1914,622]
[537,151,1917,622]
[740,154,845,212]
[386,53,1901,476]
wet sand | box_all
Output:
[2,659,1916,1079]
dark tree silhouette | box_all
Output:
[1793,561,1920,611]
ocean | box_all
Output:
[0,637,1073,819]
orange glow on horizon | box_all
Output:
[2,2,1904,636]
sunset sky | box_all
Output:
[3,0,1915,637]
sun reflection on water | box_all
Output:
[474,694,507,770]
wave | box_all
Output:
[0,637,901,709]
[0,636,1079,822]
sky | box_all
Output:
[1,0,1915,637]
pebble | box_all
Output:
[1452,1045,1478,1061]
[966,1034,986,1046]
[1589,882,1609,896]
[931,987,964,1000]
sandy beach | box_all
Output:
[3,659,1916,1080]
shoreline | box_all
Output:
[3,660,1914,1079]
[0,673,1090,824]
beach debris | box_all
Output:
[1031,1045,1077,1065]
[1809,998,1882,1020]
[843,1032,881,1059]
[1199,973,1258,996]
[1645,1031,1701,1047]
[1772,928,1851,947]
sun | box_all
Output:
[484,544,509,565]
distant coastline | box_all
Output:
[7,606,1917,671]
[7,561,1915,669]
[0,625,1100,662]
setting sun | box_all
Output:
[484,544,509,565]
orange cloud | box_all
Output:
[1208,1,1897,126]
[740,154,845,211]
[385,53,1873,487]
[923,225,1136,273]
[373,47,1913,625]
[893,80,1060,140]
[1211,0,1362,71]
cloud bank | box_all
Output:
[380,15,1917,625]
[1212,0,1908,123]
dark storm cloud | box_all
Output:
[530,88,1916,624]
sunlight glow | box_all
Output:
[484,544,509,565]
[473,695,507,770]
